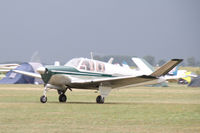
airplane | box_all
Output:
[0,63,19,73]
[13,57,183,104]
[164,66,197,81]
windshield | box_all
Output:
[65,58,81,68]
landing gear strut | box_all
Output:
[40,85,48,103]
[96,95,104,104]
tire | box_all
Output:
[40,95,47,103]
[96,95,104,104]
[59,94,67,102]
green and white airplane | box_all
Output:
[14,57,182,104]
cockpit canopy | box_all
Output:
[65,58,105,72]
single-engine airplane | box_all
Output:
[13,57,183,104]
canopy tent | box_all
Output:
[0,62,43,84]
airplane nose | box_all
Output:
[37,67,46,74]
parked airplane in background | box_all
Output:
[14,57,182,104]
[0,64,19,73]
[164,66,197,81]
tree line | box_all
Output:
[94,55,200,67]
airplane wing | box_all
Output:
[13,70,41,79]
[0,69,10,73]
[71,75,158,89]
[150,59,183,77]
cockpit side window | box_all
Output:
[65,58,81,68]
[80,60,90,71]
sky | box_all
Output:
[0,0,199,64]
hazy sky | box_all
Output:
[0,0,199,64]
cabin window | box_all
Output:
[96,62,105,72]
[90,61,95,71]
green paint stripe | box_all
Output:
[51,70,114,77]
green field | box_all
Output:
[0,84,200,133]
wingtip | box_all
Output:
[171,59,183,62]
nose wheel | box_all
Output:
[96,95,104,104]
[40,95,47,103]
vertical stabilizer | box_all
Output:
[132,57,154,75]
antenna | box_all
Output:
[30,51,41,63]
[90,52,93,60]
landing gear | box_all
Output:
[59,94,67,102]
[40,85,70,103]
[40,85,48,103]
[40,95,47,103]
[96,95,104,104]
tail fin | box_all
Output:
[132,57,154,75]
[108,58,114,64]
[122,61,130,69]
[168,65,179,76]
[150,59,183,77]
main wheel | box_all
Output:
[96,95,104,104]
[40,95,47,103]
[59,94,67,102]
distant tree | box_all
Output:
[158,59,166,66]
[187,57,196,66]
[196,61,200,67]
[143,55,155,66]
[93,55,136,66]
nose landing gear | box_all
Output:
[40,95,47,103]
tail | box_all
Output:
[167,65,179,76]
[150,59,183,77]
[122,61,130,69]
[132,57,154,75]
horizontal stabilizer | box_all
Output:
[150,59,183,77]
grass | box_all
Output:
[0,84,200,133]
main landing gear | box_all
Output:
[96,95,104,104]
[96,84,112,104]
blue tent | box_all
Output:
[0,63,35,84]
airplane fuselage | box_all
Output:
[41,58,144,90]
